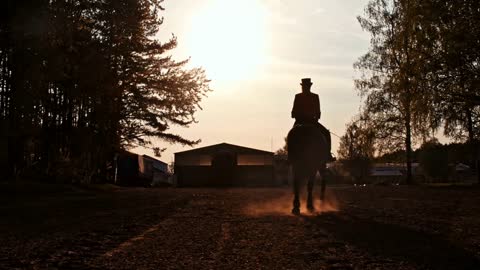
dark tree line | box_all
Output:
[353,0,480,183]
[0,0,210,182]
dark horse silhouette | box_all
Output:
[287,123,330,215]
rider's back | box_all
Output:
[291,92,320,123]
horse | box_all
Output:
[287,123,330,215]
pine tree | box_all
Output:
[0,0,210,182]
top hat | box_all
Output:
[301,78,312,85]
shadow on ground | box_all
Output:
[303,213,480,270]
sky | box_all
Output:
[133,0,371,163]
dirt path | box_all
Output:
[2,186,480,269]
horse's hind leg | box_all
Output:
[292,167,301,215]
[307,174,315,212]
[320,167,327,201]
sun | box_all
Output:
[187,0,268,82]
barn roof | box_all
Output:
[175,143,273,156]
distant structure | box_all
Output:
[116,151,170,186]
[370,163,420,184]
[273,154,291,185]
[174,143,276,187]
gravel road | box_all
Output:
[1,185,480,269]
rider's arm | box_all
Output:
[291,95,298,118]
[315,95,321,120]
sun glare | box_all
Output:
[188,0,268,82]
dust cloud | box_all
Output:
[244,191,339,216]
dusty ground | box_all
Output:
[1,184,480,269]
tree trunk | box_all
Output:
[405,112,413,184]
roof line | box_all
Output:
[142,154,168,164]
[175,142,273,155]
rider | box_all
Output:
[291,78,333,161]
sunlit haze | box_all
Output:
[134,0,371,163]
[188,0,268,81]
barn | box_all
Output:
[174,143,276,187]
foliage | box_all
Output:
[275,137,288,156]
[356,0,414,183]
[422,1,480,106]
[337,118,375,183]
[414,1,480,143]
[354,0,478,183]
[442,105,480,143]
[0,0,210,182]
[418,139,449,180]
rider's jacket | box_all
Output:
[291,92,321,124]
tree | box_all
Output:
[337,118,375,183]
[275,137,288,156]
[355,0,438,184]
[0,0,210,182]
[442,104,480,143]
[0,0,51,179]
[421,1,480,106]
[418,139,449,181]
[356,0,480,184]
[414,0,480,183]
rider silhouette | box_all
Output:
[292,78,333,161]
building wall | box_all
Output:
[117,152,168,187]
[174,144,276,187]
[274,157,291,186]
[117,153,151,186]
[175,166,213,187]
[176,153,273,166]
[233,166,275,186]
[175,165,275,187]
[237,154,273,165]
[176,154,212,166]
